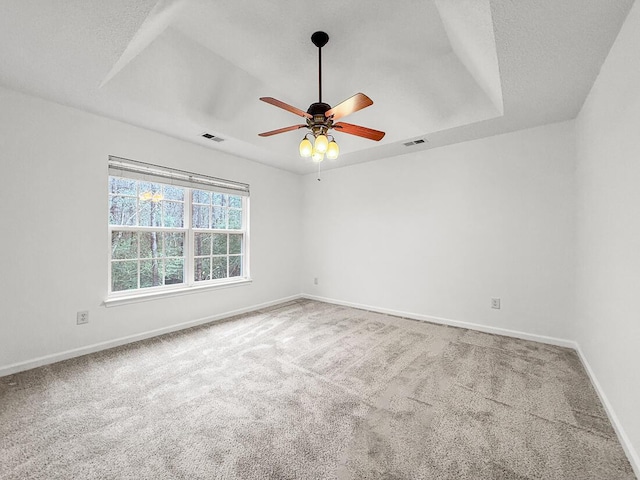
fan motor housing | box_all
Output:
[306,102,332,134]
[307,102,331,117]
[308,102,331,123]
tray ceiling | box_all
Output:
[0,0,634,173]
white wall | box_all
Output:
[302,121,576,341]
[575,0,640,466]
[0,86,302,371]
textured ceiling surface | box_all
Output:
[0,0,634,173]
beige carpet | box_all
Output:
[0,299,635,479]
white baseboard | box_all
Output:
[574,344,640,478]
[0,294,303,377]
[302,294,576,348]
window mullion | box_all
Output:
[107,226,112,295]
[185,187,194,287]
[242,196,249,279]
[137,231,141,290]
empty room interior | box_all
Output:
[1,1,639,479]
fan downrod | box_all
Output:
[311,31,329,104]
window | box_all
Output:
[107,156,249,298]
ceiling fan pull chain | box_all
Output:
[317,161,322,182]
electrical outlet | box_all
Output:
[491,298,501,309]
[77,311,89,325]
[314,277,318,285]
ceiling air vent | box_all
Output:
[404,138,427,147]
[201,133,225,142]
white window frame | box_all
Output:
[105,156,251,306]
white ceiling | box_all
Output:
[0,0,634,174]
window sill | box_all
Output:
[103,278,252,307]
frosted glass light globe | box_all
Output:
[299,138,312,157]
[314,134,328,154]
[326,140,339,160]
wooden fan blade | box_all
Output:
[260,97,311,119]
[333,122,385,141]
[325,93,373,121]
[258,125,307,137]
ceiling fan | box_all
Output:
[258,31,385,162]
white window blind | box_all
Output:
[108,156,250,197]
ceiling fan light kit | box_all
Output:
[259,31,385,163]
